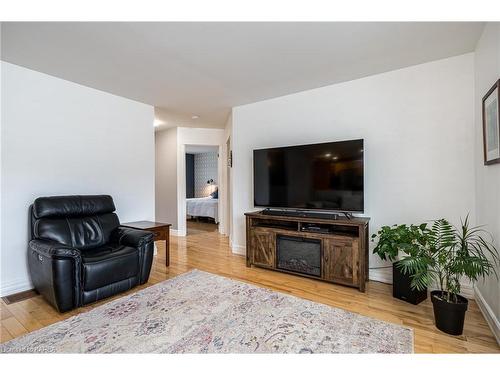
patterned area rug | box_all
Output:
[1,270,413,353]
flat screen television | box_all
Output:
[253,139,364,212]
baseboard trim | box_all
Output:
[474,285,500,345]
[368,268,392,284]
[367,269,474,298]
[2,289,38,304]
[170,228,185,237]
[231,243,246,255]
[0,277,33,298]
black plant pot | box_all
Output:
[392,262,427,305]
[431,290,468,335]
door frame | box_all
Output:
[177,137,226,237]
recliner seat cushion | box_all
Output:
[82,244,139,291]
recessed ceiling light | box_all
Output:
[191,115,199,119]
[153,119,164,127]
[332,156,339,160]
[324,153,331,157]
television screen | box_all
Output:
[253,139,364,212]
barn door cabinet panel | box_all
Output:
[322,238,359,286]
[250,229,275,268]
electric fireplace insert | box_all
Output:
[276,235,321,277]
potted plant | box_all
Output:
[398,216,499,335]
[371,223,429,304]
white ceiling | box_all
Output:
[1,22,485,128]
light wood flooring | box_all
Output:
[186,219,219,235]
[1,221,499,353]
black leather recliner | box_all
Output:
[28,195,154,312]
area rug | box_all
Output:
[0,269,413,353]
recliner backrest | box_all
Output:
[31,195,120,250]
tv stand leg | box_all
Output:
[359,280,366,293]
[246,218,252,267]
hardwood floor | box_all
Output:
[1,222,499,353]
[186,219,218,235]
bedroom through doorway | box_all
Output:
[185,145,219,236]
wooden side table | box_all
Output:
[120,221,172,266]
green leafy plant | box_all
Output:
[398,215,499,303]
[371,223,429,261]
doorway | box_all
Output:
[184,145,219,236]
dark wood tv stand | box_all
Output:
[245,211,370,292]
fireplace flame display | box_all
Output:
[277,235,321,277]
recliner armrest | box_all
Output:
[28,239,82,312]
[112,226,154,248]
[29,239,81,259]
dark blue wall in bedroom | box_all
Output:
[186,153,195,198]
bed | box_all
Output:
[186,197,219,223]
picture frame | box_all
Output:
[482,79,500,165]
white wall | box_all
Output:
[0,62,155,296]
[473,23,500,341]
[223,113,233,238]
[231,54,476,283]
[155,127,179,229]
[0,28,3,274]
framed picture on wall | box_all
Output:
[482,79,500,165]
